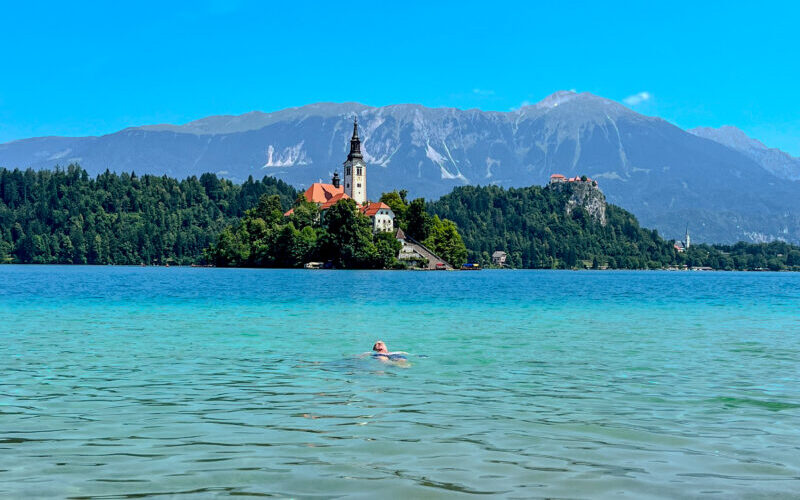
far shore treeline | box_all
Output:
[2,165,800,271]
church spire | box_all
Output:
[347,117,363,161]
[685,224,691,249]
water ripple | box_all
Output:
[1,267,799,498]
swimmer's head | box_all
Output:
[373,341,388,353]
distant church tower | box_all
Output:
[685,224,691,249]
[343,117,367,205]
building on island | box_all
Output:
[492,250,507,267]
[282,116,456,268]
[549,173,597,186]
[361,202,394,233]
[343,117,367,205]
[300,173,344,206]
[674,225,691,252]
[285,117,395,234]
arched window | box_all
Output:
[346,166,351,176]
[356,167,362,176]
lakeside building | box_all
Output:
[492,251,507,266]
[285,118,395,234]
[674,226,691,252]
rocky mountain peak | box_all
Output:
[535,90,580,109]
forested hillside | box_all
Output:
[428,184,676,269]
[3,166,799,270]
[0,165,296,264]
[428,184,800,271]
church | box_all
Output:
[286,118,395,233]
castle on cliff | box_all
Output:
[549,173,598,186]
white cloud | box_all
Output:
[623,91,652,106]
[472,88,495,96]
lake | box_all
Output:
[1,267,799,498]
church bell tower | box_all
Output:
[343,117,367,205]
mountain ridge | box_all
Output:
[1,92,798,244]
[690,125,800,181]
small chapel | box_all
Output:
[287,118,395,233]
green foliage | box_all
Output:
[210,197,401,269]
[681,241,800,271]
[379,191,408,227]
[374,231,403,269]
[318,199,381,268]
[381,194,466,266]
[427,185,662,269]
[405,198,432,241]
[422,216,468,267]
[5,166,798,271]
[426,184,800,271]
[0,165,297,265]
[287,197,320,230]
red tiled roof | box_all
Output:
[360,202,391,217]
[303,183,344,204]
[283,208,295,216]
[319,192,351,210]
[550,174,566,179]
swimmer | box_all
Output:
[363,340,410,365]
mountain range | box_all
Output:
[1,91,798,244]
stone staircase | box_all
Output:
[395,229,452,270]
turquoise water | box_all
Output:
[2,267,799,498]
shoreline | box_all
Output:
[2,263,798,272]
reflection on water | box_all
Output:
[1,267,799,498]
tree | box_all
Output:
[0,166,297,265]
[406,198,433,241]
[374,231,402,269]
[319,199,379,268]
[379,191,408,228]
[288,198,319,230]
[252,194,284,224]
[787,250,800,267]
[423,216,468,267]
[7,166,800,271]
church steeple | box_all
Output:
[685,224,691,249]
[342,116,367,205]
[347,117,363,161]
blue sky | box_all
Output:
[1,0,799,154]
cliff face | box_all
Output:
[548,181,607,226]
